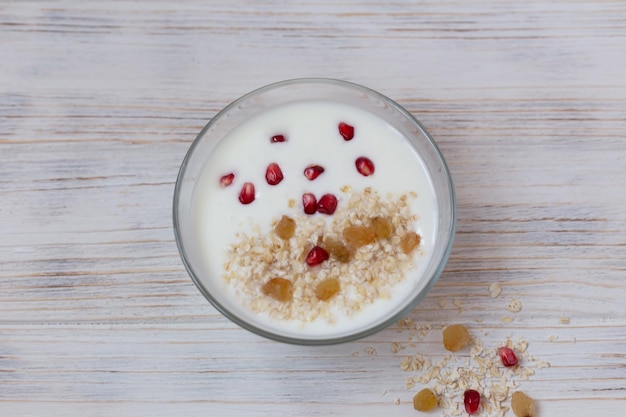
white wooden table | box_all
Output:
[1,1,625,416]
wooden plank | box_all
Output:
[1,1,625,416]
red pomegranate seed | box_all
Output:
[271,134,286,143]
[219,172,235,187]
[317,193,338,215]
[238,182,255,204]
[355,156,375,176]
[306,246,329,266]
[463,390,480,415]
[265,162,284,185]
[338,122,354,141]
[303,164,325,181]
[497,346,519,367]
[302,193,317,215]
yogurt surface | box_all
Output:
[191,99,438,338]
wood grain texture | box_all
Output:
[1,1,625,416]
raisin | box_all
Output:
[370,216,393,239]
[343,225,376,248]
[442,324,471,352]
[261,278,293,302]
[413,388,438,412]
[315,278,340,301]
[274,215,296,240]
[400,231,421,254]
[324,238,351,263]
[511,391,535,417]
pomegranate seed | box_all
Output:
[317,193,338,215]
[463,390,480,415]
[265,162,284,185]
[355,156,375,176]
[219,172,235,187]
[271,134,286,143]
[305,246,329,266]
[338,122,354,140]
[303,164,325,181]
[498,346,519,367]
[302,193,317,215]
[238,182,255,204]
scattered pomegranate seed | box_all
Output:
[338,122,354,140]
[355,156,375,176]
[463,390,480,415]
[498,346,519,367]
[303,164,325,181]
[302,193,317,215]
[317,193,338,215]
[265,162,284,185]
[238,182,255,204]
[305,246,329,266]
[271,134,286,143]
[219,172,235,187]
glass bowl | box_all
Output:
[173,78,456,345]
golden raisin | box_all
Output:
[443,324,471,352]
[511,391,535,417]
[315,278,340,301]
[370,216,393,239]
[400,231,421,254]
[324,238,352,263]
[261,278,293,302]
[413,388,438,412]
[343,225,376,248]
[274,215,296,240]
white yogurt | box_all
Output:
[192,100,438,339]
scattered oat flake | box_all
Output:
[560,316,571,324]
[394,398,401,405]
[514,340,528,353]
[351,351,359,357]
[489,283,502,298]
[453,299,463,307]
[365,347,378,356]
[397,317,415,328]
[508,298,522,312]
[501,316,514,323]
[549,335,558,342]
[391,342,405,353]
[389,319,548,417]
[438,299,447,308]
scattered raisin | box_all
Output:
[343,225,376,248]
[261,278,293,302]
[511,391,535,417]
[370,216,393,239]
[274,215,296,240]
[315,278,340,301]
[400,231,421,254]
[442,324,471,352]
[324,238,351,263]
[413,388,438,412]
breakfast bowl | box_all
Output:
[173,78,456,345]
